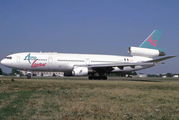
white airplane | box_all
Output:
[1,30,176,80]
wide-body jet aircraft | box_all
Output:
[1,30,176,79]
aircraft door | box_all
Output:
[17,56,20,63]
[85,58,90,65]
[49,57,53,64]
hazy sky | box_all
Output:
[0,0,179,74]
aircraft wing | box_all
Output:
[145,55,177,63]
[74,55,176,72]
[75,62,155,68]
[74,62,155,73]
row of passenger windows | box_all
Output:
[23,59,47,61]
[5,57,122,63]
[37,59,47,61]
[53,59,121,63]
[34,72,60,75]
[58,60,84,62]
[91,61,117,62]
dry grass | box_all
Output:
[0,77,179,119]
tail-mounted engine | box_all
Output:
[128,47,165,58]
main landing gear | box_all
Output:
[88,75,107,80]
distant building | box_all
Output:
[137,73,147,78]
[162,76,167,78]
[173,75,179,78]
[20,71,64,77]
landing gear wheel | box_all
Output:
[94,76,98,80]
[89,76,93,80]
[27,76,31,79]
[102,76,107,80]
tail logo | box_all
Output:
[147,35,157,46]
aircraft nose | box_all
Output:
[1,59,6,65]
[1,59,8,66]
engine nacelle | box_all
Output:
[72,67,88,76]
[128,47,165,58]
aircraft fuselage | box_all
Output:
[1,52,153,73]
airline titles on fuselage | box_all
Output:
[24,53,47,68]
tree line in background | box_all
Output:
[0,68,21,76]
[0,68,2,75]
[0,68,178,77]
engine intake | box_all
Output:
[128,47,165,58]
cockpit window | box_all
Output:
[5,57,12,59]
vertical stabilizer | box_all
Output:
[139,30,164,52]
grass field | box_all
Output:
[0,77,179,120]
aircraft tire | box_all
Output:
[93,76,98,80]
[102,76,107,80]
[97,76,101,80]
[27,76,31,79]
[89,76,93,80]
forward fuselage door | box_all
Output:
[17,56,20,63]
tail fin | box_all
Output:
[139,30,164,52]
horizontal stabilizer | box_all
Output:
[145,55,177,63]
